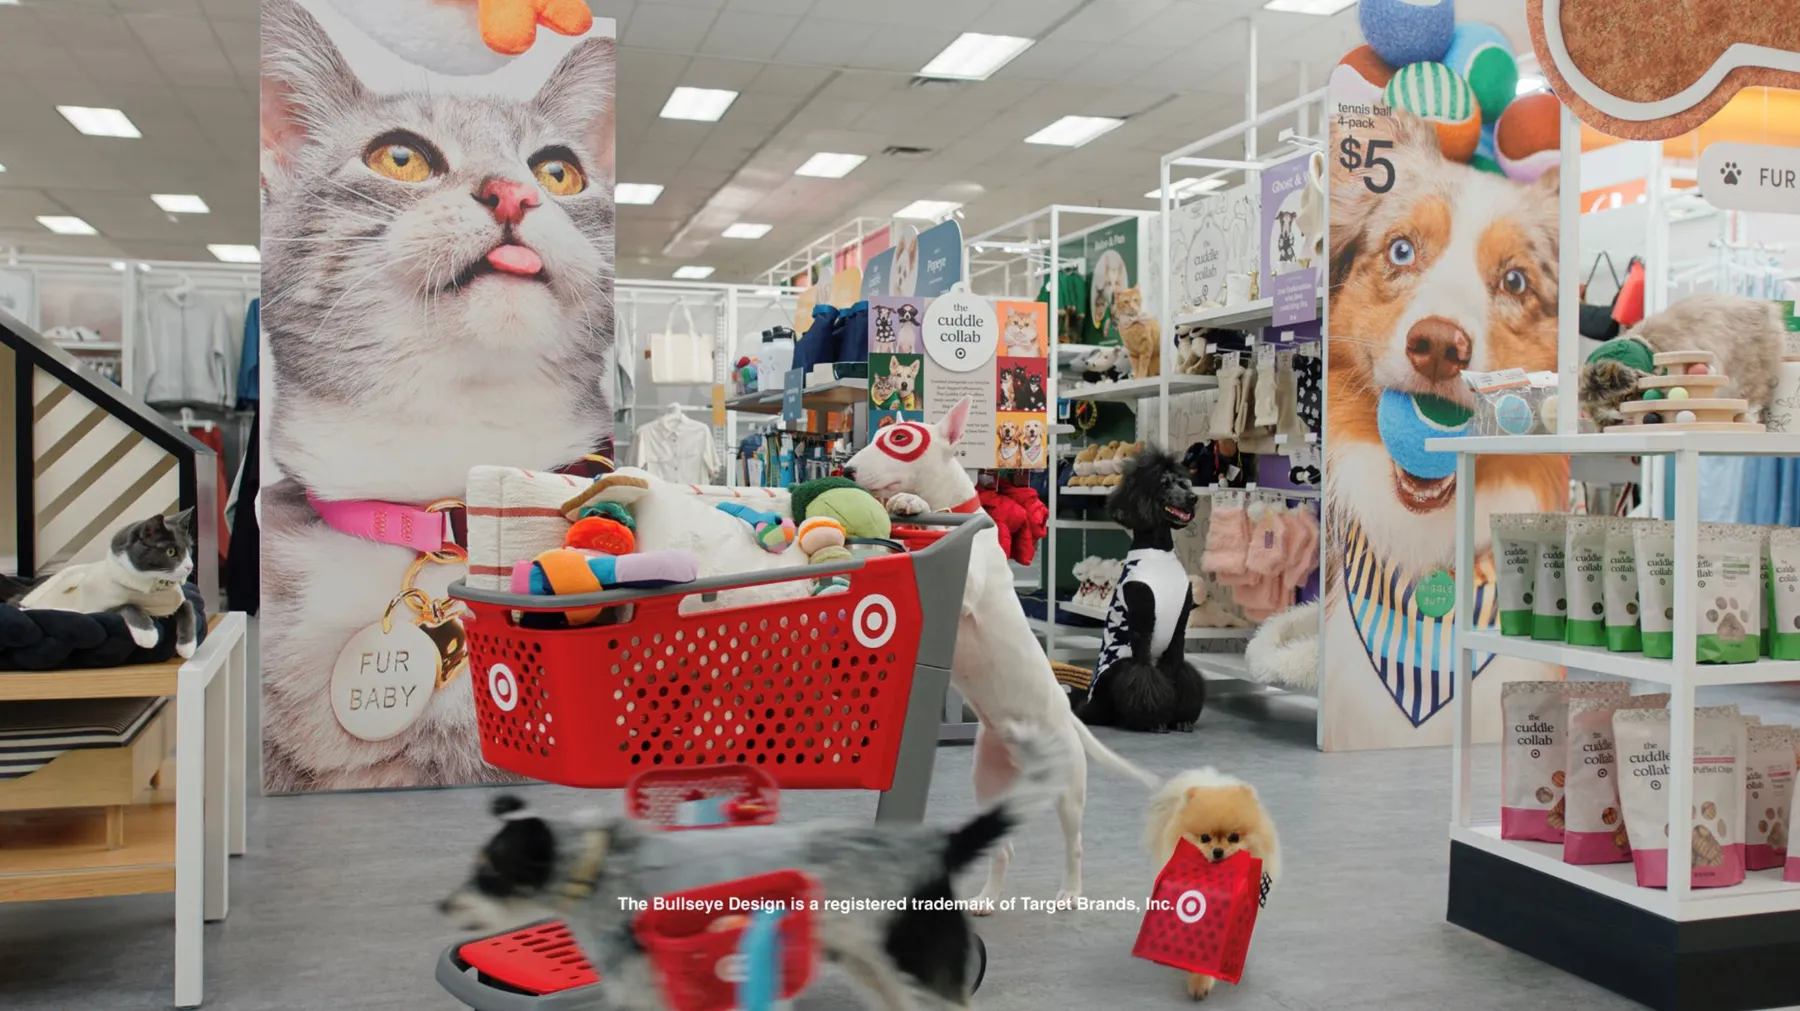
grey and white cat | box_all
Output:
[21,509,198,657]
[260,0,615,791]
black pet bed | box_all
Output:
[0,585,208,671]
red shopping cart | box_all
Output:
[436,513,991,1010]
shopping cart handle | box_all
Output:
[448,512,992,612]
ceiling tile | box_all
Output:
[698,11,799,61]
[622,3,719,52]
[771,17,877,65]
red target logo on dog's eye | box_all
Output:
[876,422,931,462]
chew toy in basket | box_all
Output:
[1607,352,1765,433]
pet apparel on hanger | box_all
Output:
[633,408,720,485]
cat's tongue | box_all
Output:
[486,244,543,277]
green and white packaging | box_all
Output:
[1491,513,1539,637]
[1634,520,1675,659]
[1603,517,1642,652]
[1565,517,1609,647]
[1532,514,1569,641]
[1768,528,1800,660]
[1696,523,1761,664]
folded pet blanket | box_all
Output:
[0,696,167,779]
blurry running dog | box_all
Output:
[442,723,1065,1010]
[1145,768,1281,1001]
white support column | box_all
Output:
[1452,449,1477,828]
[173,669,206,1008]
[1047,207,1061,661]
[1245,20,1259,162]
[1668,447,1700,904]
[1557,105,1581,434]
[229,624,247,856]
[203,648,230,923]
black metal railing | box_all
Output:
[0,309,218,609]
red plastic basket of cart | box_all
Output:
[633,870,820,1011]
[455,921,598,998]
[626,765,780,829]
[448,512,986,816]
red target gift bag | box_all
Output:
[1133,841,1265,984]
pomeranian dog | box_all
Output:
[1145,769,1281,1002]
[1580,293,1786,425]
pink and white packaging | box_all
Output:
[1501,680,1628,842]
[1746,725,1795,871]
[1563,693,1669,865]
[1614,705,1749,889]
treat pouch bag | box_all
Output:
[1746,725,1796,871]
[1565,518,1608,647]
[1501,680,1627,842]
[1614,706,1747,889]
[1603,518,1642,652]
[1769,528,1800,660]
[1491,514,1539,637]
[1133,842,1265,985]
[1761,527,1776,658]
[1564,693,1669,865]
[1696,524,1761,664]
[1531,515,1569,641]
[1633,520,1676,659]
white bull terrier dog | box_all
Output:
[843,396,1158,909]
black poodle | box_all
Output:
[1073,446,1207,733]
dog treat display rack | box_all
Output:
[438,514,987,1008]
[1607,352,1763,433]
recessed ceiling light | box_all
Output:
[57,106,141,138]
[673,266,716,280]
[152,193,209,214]
[615,183,664,205]
[1516,75,1547,95]
[0,164,7,172]
[208,244,261,264]
[893,199,962,221]
[110,261,126,271]
[795,152,867,178]
[660,87,738,122]
[722,223,772,240]
[1145,178,1228,200]
[37,215,97,235]
[919,33,1034,81]
[1261,0,1357,13]
[1026,116,1124,147]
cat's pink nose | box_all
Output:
[477,178,540,225]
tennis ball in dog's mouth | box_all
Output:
[1378,390,1471,480]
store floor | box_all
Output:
[3,676,1692,1011]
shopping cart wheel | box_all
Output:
[969,932,987,994]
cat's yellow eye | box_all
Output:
[533,159,585,196]
[367,143,432,183]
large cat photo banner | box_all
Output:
[260,0,616,792]
[1319,12,1568,752]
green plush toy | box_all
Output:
[788,478,890,595]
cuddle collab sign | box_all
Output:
[869,282,1048,469]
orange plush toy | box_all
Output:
[479,0,593,56]
[566,501,635,555]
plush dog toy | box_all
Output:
[1074,446,1207,733]
[715,501,797,554]
[789,477,891,595]
[1080,346,1129,385]
[566,500,635,554]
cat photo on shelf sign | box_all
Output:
[258,0,616,793]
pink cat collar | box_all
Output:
[308,493,460,554]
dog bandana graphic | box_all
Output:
[1339,519,1497,727]
[874,421,931,462]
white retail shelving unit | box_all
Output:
[966,205,1192,661]
[1424,101,1800,1011]
[1432,431,1800,920]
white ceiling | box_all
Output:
[0,0,1531,281]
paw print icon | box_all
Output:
[1721,162,1742,185]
